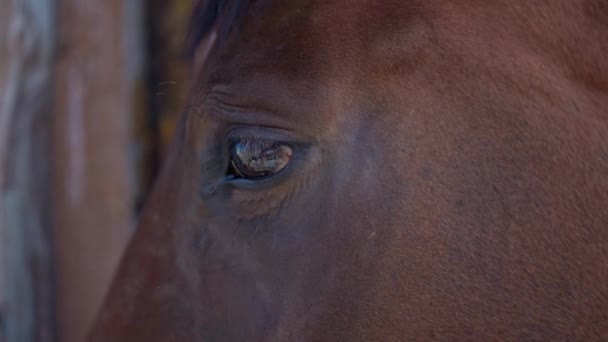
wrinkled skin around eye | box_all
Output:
[229,139,293,179]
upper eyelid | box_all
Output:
[227,136,296,149]
[222,125,304,145]
[202,97,296,131]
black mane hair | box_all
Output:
[187,0,254,57]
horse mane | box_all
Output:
[187,0,255,57]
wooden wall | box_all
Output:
[0,1,194,341]
[51,1,139,341]
[0,1,55,341]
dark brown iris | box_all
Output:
[229,139,293,179]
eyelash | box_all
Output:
[227,136,277,151]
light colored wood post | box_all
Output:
[0,0,56,341]
[51,1,143,341]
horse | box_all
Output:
[88,0,608,340]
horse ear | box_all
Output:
[191,28,218,79]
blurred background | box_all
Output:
[0,1,196,341]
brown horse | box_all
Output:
[89,0,608,340]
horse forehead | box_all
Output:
[208,0,434,89]
[247,0,422,37]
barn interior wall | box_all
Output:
[0,1,193,341]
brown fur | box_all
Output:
[89,1,608,340]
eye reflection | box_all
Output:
[228,138,293,180]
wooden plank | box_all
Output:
[50,1,143,341]
[0,0,56,341]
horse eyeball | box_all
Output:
[229,139,292,180]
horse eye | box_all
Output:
[228,138,293,180]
